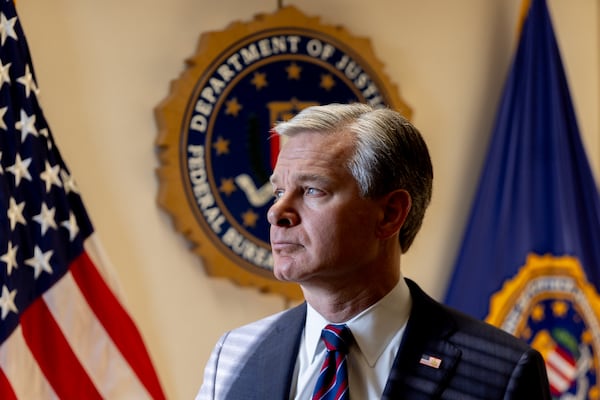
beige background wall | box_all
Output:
[16,1,600,399]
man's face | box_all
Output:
[268,131,382,287]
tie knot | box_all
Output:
[321,324,352,354]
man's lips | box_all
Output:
[271,241,302,252]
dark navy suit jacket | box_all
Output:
[197,279,551,399]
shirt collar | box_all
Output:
[304,276,412,366]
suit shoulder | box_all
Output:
[407,278,530,353]
[225,302,306,340]
[444,305,531,353]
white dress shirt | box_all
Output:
[290,277,412,399]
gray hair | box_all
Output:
[274,103,433,253]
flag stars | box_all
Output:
[7,197,26,230]
[17,64,39,98]
[39,128,52,149]
[25,246,54,279]
[60,169,79,194]
[15,109,38,142]
[33,202,57,235]
[40,161,62,192]
[0,61,11,89]
[0,285,18,320]
[39,128,53,151]
[0,12,17,45]
[1,241,18,275]
[0,106,8,130]
[61,211,79,241]
[6,153,32,186]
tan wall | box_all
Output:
[16,1,600,398]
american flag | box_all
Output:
[419,354,442,369]
[0,1,166,398]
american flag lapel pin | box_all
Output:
[419,354,442,369]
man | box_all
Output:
[196,103,550,399]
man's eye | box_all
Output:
[305,187,322,196]
[273,190,284,201]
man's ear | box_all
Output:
[376,189,411,239]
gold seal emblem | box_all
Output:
[154,6,410,300]
[487,254,600,398]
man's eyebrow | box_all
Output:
[269,173,331,186]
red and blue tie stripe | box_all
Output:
[312,324,353,400]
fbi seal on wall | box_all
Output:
[487,254,600,399]
[155,6,410,300]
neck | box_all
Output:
[302,273,400,323]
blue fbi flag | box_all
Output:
[444,0,600,397]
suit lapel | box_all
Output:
[226,304,306,399]
[382,279,461,399]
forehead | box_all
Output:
[271,131,355,182]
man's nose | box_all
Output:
[267,195,299,227]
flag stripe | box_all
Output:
[21,299,103,400]
[0,327,57,399]
[44,268,150,399]
[70,251,165,399]
[84,234,125,300]
[0,368,17,400]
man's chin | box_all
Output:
[273,261,299,282]
[272,267,292,282]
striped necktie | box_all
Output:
[312,324,353,400]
